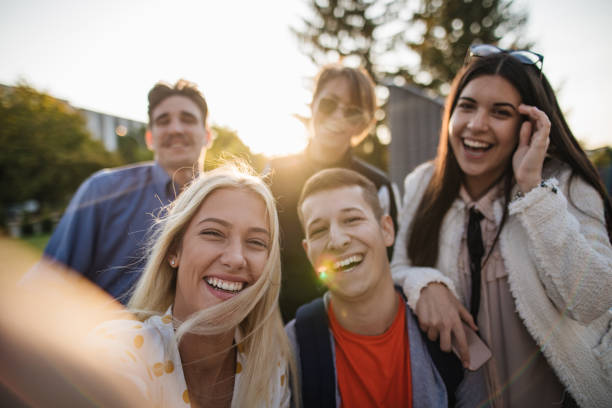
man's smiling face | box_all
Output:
[300,185,394,301]
[149,95,208,176]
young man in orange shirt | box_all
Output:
[286,168,482,407]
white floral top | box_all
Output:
[92,307,290,407]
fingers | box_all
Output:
[415,283,475,368]
[458,303,478,332]
[439,326,452,353]
[518,120,532,148]
[451,322,470,368]
[514,104,550,193]
[427,326,439,342]
[518,104,551,145]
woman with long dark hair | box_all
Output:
[392,45,612,407]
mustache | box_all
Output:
[161,134,191,147]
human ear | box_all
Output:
[145,128,154,151]
[204,125,212,146]
[167,245,181,269]
[380,214,395,247]
[168,257,178,268]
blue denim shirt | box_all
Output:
[44,162,177,303]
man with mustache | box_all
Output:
[39,79,210,303]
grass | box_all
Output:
[21,233,51,252]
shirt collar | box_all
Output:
[152,162,180,201]
[459,183,502,224]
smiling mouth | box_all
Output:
[164,135,190,148]
[318,254,364,276]
[204,276,246,294]
[463,138,493,152]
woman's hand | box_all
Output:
[416,283,477,368]
[512,104,551,194]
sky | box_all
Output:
[1,0,610,157]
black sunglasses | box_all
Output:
[467,44,544,72]
[317,97,367,126]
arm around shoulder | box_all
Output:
[391,163,458,311]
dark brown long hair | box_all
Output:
[408,53,612,267]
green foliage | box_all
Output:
[293,0,529,91]
[204,125,267,172]
[22,233,51,252]
[116,125,154,163]
[292,0,405,80]
[406,0,530,93]
[588,146,612,168]
[0,83,119,221]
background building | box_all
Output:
[80,108,144,152]
[387,84,444,196]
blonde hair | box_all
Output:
[128,162,298,406]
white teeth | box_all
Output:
[204,277,245,292]
[463,139,490,149]
[333,255,363,270]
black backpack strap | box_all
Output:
[294,297,336,408]
[423,335,464,406]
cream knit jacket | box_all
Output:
[391,161,612,408]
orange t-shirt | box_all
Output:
[328,294,412,408]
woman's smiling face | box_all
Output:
[310,77,369,155]
[449,75,523,198]
[171,187,270,321]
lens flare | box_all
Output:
[316,258,336,282]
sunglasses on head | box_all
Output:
[317,97,367,126]
[467,44,544,72]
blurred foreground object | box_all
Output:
[0,260,143,406]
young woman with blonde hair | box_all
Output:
[93,163,297,407]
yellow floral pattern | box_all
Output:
[91,305,289,407]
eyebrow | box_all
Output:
[153,110,199,122]
[459,96,518,112]
[197,217,270,236]
[305,207,364,229]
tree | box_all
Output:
[116,125,154,164]
[294,0,529,91]
[0,83,119,223]
[404,0,530,93]
[204,125,267,173]
[292,0,407,81]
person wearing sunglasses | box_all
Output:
[266,64,399,322]
[391,45,612,407]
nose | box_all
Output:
[329,103,345,120]
[221,238,246,270]
[327,222,350,251]
[467,109,488,132]
[167,117,185,134]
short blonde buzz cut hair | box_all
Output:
[297,167,384,232]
